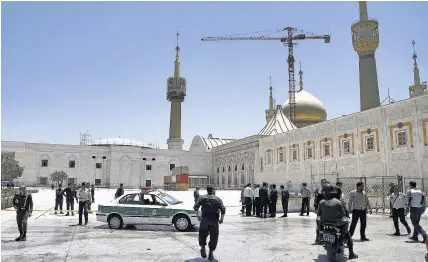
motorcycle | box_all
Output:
[319,222,345,262]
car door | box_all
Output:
[117,194,144,225]
[141,194,170,225]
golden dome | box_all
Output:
[281,90,327,128]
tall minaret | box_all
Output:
[351,1,381,111]
[265,76,274,123]
[409,40,427,98]
[166,32,187,150]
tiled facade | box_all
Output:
[257,95,428,186]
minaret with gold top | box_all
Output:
[265,76,274,124]
[351,1,381,111]
[409,40,427,98]
[166,32,187,150]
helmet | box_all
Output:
[322,184,335,198]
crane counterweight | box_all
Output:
[201,27,330,123]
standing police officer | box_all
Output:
[54,184,65,214]
[64,183,78,216]
[259,182,269,218]
[13,185,33,241]
[194,185,226,261]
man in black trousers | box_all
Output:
[253,184,261,217]
[348,182,371,241]
[280,185,289,217]
[259,182,269,218]
[269,184,278,218]
[243,183,253,216]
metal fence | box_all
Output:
[310,173,339,193]
[402,177,428,195]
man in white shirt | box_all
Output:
[300,183,311,216]
[407,181,427,243]
[77,182,92,226]
[390,185,411,236]
[243,183,253,216]
[253,185,261,217]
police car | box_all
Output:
[96,188,199,232]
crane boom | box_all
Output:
[201,27,330,124]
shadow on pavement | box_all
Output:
[91,224,199,233]
[184,258,218,262]
[314,254,348,262]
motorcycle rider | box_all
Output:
[317,184,349,256]
[334,183,358,259]
[314,179,329,244]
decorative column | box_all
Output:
[167,32,187,150]
[351,1,381,111]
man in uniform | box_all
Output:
[259,182,269,218]
[64,184,78,216]
[334,183,358,259]
[317,184,351,257]
[280,185,290,217]
[194,185,226,261]
[54,184,65,214]
[115,183,124,199]
[77,182,91,225]
[13,185,33,241]
[407,181,427,243]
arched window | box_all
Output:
[228,166,231,172]
[235,165,237,171]
[222,166,225,172]
[217,167,219,173]
[241,163,245,170]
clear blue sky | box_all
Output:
[2,1,427,149]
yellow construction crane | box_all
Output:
[201,27,330,124]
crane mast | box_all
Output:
[201,27,330,124]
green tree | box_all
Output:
[50,171,68,186]
[1,153,24,181]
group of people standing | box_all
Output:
[240,183,287,218]
[54,182,95,225]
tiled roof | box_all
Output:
[258,105,297,136]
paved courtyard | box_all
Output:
[1,188,427,261]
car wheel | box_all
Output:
[173,214,191,232]
[108,214,123,229]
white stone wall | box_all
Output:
[257,95,428,185]
[1,142,212,188]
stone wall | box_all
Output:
[257,95,428,185]
[1,142,212,188]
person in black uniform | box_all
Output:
[334,184,358,259]
[54,184,65,214]
[64,184,78,216]
[259,182,269,218]
[13,185,33,241]
[280,185,290,217]
[115,183,124,199]
[194,185,226,261]
[314,179,329,244]
[269,184,278,217]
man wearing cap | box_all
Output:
[194,185,226,261]
[13,185,33,241]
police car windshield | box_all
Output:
[159,193,182,205]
